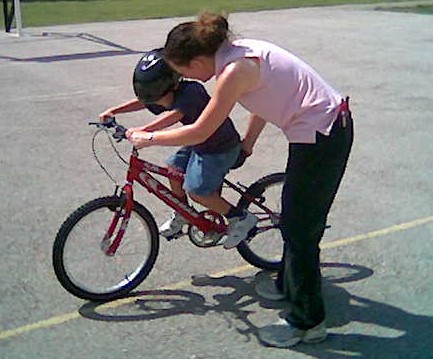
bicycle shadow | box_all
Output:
[79,262,433,357]
[79,288,209,323]
[79,276,260,343]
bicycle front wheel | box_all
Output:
[237,173,285,271]
[53,196,159,301]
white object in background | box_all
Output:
[13,0,23,36]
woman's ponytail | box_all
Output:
[165,12,231,66]
[195,11,229,47]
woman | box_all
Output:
[128,12,354,348]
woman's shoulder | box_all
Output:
[217,57,261,94]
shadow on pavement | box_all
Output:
[79,262,433,357]
[0,49,140,62]
[0,32,142,62]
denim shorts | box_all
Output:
[166,145,241,196]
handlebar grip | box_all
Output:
[113,125,127,141]
[103,117,116,128]
[88,117,128,142]
[88,116,117,128]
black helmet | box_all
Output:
[133,48,180,104]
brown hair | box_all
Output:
[164,11,230,66]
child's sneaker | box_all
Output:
[159,212,187,238]
[223,211,258,249]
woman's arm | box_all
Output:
[242,114,267,156]
[99,99,145,121]
[129,58,260,149]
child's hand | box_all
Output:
[99,109,114,122]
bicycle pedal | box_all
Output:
[164,231,184,241]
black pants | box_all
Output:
[277,115,354,330]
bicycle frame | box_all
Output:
[103,148,279,255]
[128,150,227,232]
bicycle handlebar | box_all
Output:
[88,117,127,141]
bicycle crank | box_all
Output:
[187,210,226,247]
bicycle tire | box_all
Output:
[236,173,285,271]
[53,196,159,301]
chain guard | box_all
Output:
[187,210,226,247]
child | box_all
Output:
[99,48,257,248]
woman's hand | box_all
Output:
[242,114,266,156]
[241,140,253,157]
[127,125,149,133]
[126,130,154,149]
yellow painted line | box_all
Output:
[1,214,433,341]
[0,312,80,340]
[321,214,433,249]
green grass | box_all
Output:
[1,0,428,29]
[376,4,433,14]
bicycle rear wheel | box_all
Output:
[53,196,159,301]
[237,173,285,271]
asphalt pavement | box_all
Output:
[1,3,433,359]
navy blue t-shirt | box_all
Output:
[146,80,240,154]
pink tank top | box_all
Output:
[214,39,342,143]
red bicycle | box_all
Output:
[53,118,284,301]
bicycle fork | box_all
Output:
[101,184,134,256]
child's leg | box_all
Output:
[168,166,187,203]
[159,148,191,237]
[184,147,258,248]
[165,147,192,202]
[188,191,233,215]
[184,148,241,217]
